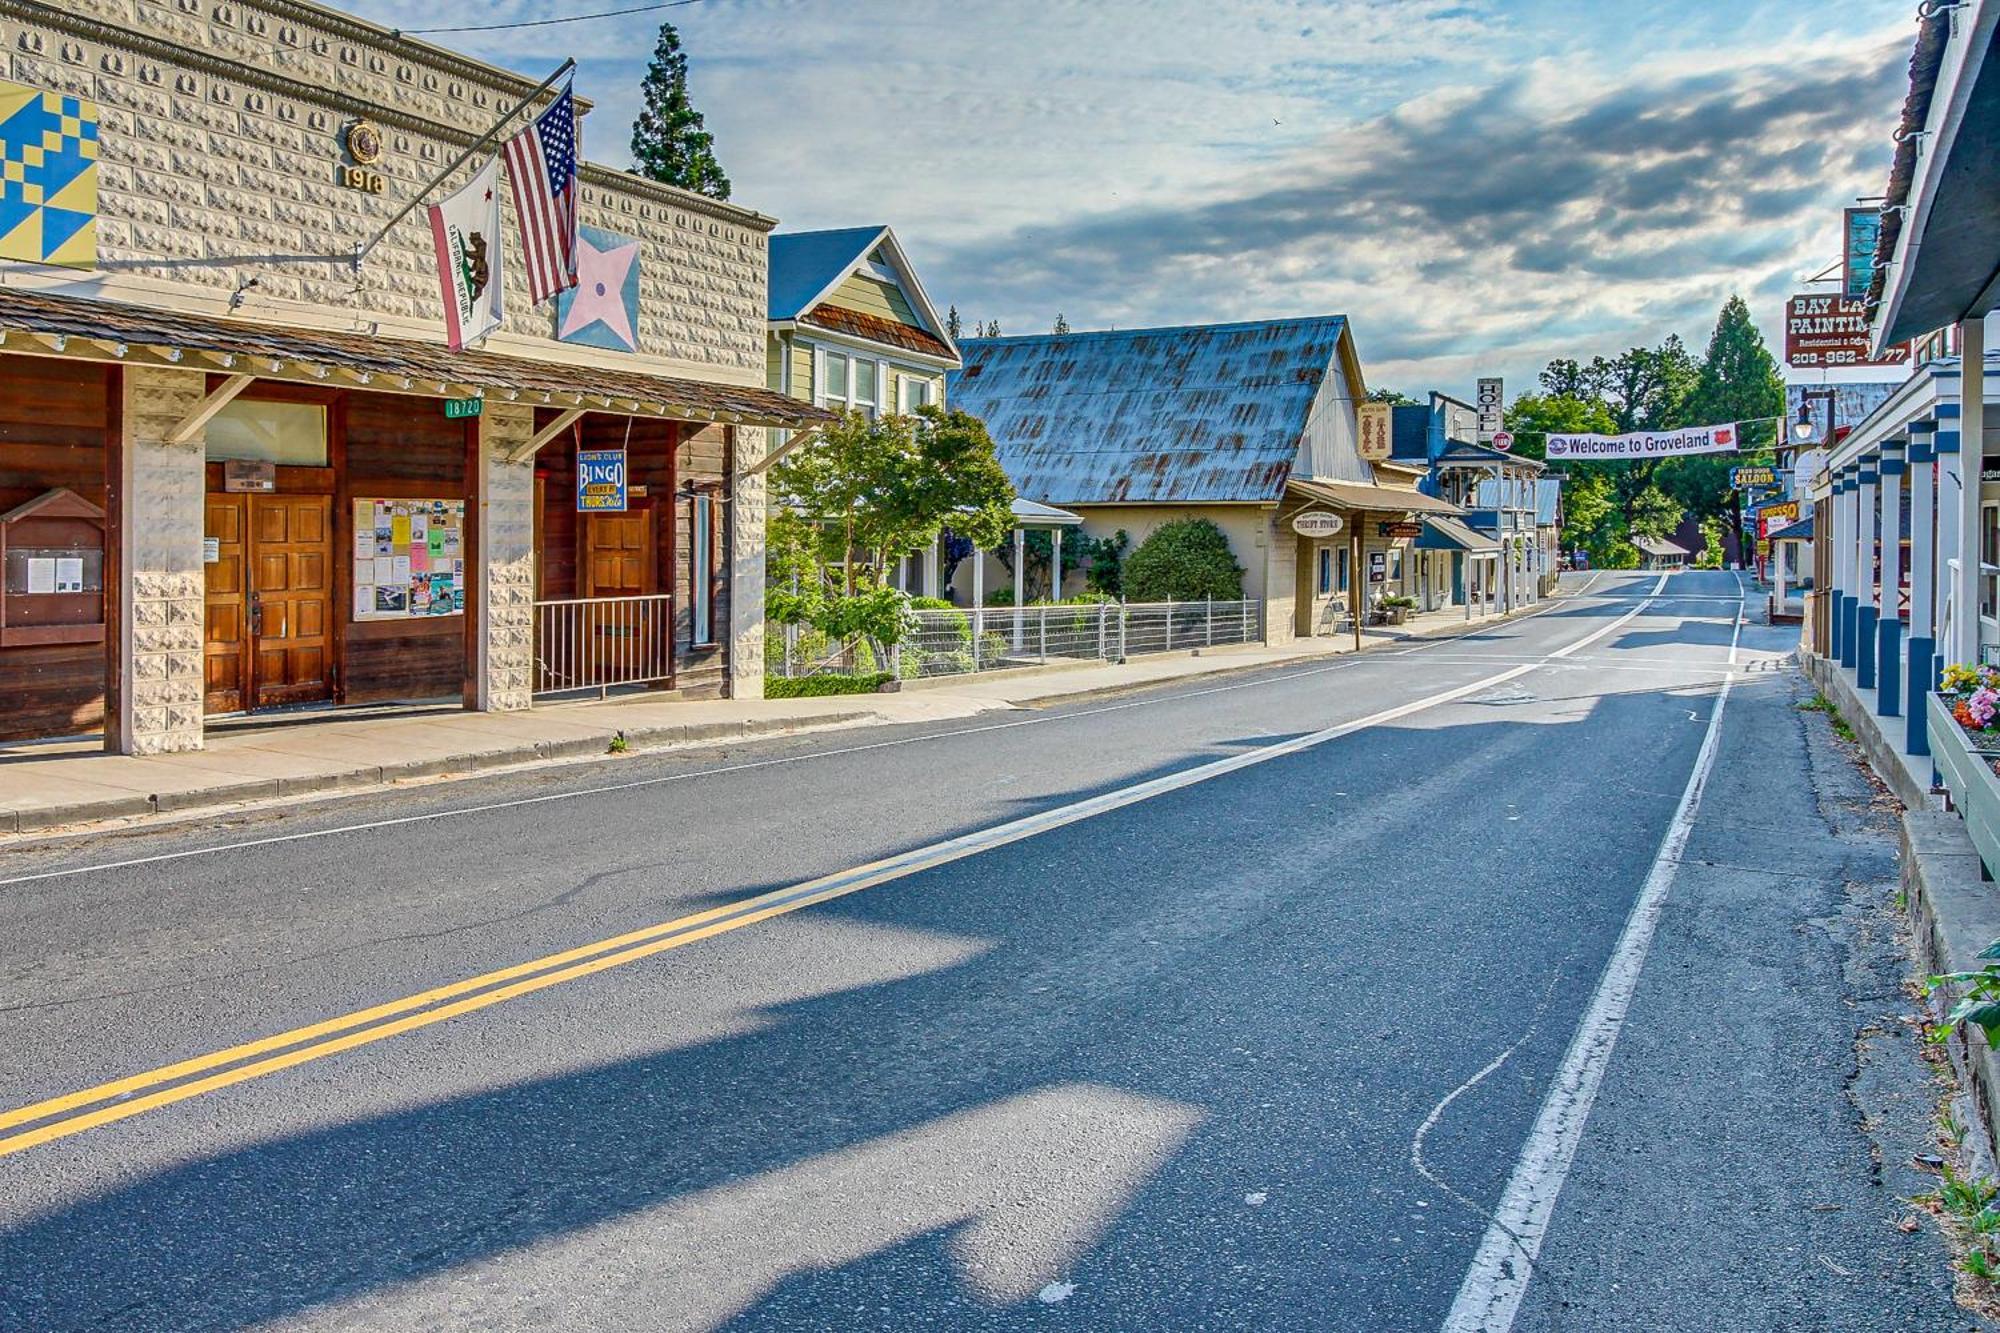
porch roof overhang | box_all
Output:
[1287,477,1462,516]
[1415,515,1501,554]
[1769,515,1815,543]
[0,286,835,431]
[1010,497,1085,527]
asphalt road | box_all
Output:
[0,570,1973,1331]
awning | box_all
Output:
[1287,478,1462,515]
[1415,515,1501,554]
[1011,497,1084,526]
[0,286,834,430]
[1768,515,1814,543]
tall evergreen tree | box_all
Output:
[946,305,962,342]
[1664,294,1786,562]
[1052,312,1071,336]
[629,23,731,200]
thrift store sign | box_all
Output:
[1545,422,1741,461]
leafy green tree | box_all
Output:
[1629,484,1682,541]
[1123,519,1245,601]
[771,407,1014,594]
[629,23,731,199]
[1365,387,1420,406]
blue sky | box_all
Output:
[347,0,1915,399]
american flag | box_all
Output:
[503,84,579,304]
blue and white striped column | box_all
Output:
[1856,459,1880,689]
[1834,466,1854,667]
[1908,423,1937,754]
[1937,403,1963,682]
[1877,437,1905,715]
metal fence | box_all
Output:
[773,599,1264,681]
[534,594,674,696]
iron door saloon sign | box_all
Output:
[577,449,628,512]
[1292,510,1345,538]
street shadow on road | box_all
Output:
[0,677,1755,1331]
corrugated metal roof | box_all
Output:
[1290,478,1462,515]
[1535,479,1562,525]
[950,316,1350,505]
[1417,516,1501,553]
[768,226,887,320]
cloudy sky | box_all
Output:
[347,0,1916,399]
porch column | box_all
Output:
[728,426,769,700]
[1773,540,1789,616]
[921,537,940,598]
[1012,526,1025,650]
[1856,459,1880,688]
[1908,424,1937,753]
[473,404,537,713]
[1936,409,1963,682]
[1830,469,1849,665]
[1876,438,1905,715]
[1051,528,1063,600]
[111,367,209,755]
[1955,318,1987,665]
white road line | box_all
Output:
[1728,600,1745,666]
[0,584,1662,891]
[1440,669,1734,1333]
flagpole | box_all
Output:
[352,57,577,273]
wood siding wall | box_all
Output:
[0,360,112,741]
[830,273,920,326]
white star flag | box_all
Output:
[428,157,505,351]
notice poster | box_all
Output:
[351,498,468,622]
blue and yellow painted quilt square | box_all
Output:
[0,81,98,269]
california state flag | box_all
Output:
[428,157,504,350]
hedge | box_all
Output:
[765,672,894,698]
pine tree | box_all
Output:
[946,305,962,342]
[629,23,731,200]
[1052,312,1071,336]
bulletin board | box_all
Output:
[351,498,466,621]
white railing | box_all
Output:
[534,594,674,696]
[893,599,1263,681]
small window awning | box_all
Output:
[1287,478,1462,515]
[1768,515,1814,543]
[0,286,834,430]
[1415,515,1500,554]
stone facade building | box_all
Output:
[0,0,825,752]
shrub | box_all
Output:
[765,672,893,698]
[1123,519,1245,601]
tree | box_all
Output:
[1365,387,1419,406]
[629,23,731,200]
[1628,484,1682,541]
[1672,294,1785,562]
[1052,312,1071,336]
[946,305,962,342]
[1123,519,1245,601]
[771,406,1014,595]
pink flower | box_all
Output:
[1970,687,1999,729]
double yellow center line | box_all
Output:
[1,633,1624,1159]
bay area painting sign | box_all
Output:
[1545,423,1741,460]
[1784,293,1910,369]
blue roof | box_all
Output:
[950,316,1351,505]
[767,226,887,320]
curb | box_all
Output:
[1901,807,2000,1165]
[0,710,874,835]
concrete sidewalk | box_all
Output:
[0,599,1535,835]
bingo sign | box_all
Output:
[577,449,629,512]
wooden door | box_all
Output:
[204,495,249,713]
[582,508,660,682]
[248,494,333,708]
[584,509,655,597]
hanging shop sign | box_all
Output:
[1545,422,1741,460]
[1357,401,1393,461]
[1731,465,1777,489]
[1377,521,1422,538]
[1291,510,1345,538]
[1844,208,1880,302]
[1783,293,1909,369]
[442,397,483,420]
[1756,500,1800,537]
[1475,377,1504,443]
[577,448,629,512]
[351,498,466,621]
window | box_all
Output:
[1317,547,1332,595]
[817,348,880,418]
[1389,549,1404,582]
[898,376,933,413]
[205,399,327,466]
[1336,547,1350,592]
[692,494,714,645]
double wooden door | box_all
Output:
[204,493,333,713]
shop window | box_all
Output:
[1337,547,1350,592]
[1317,547,1332,595]
[1983,501,1999,625]
[205,399,328,466]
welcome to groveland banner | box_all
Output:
[1544,422,1741,460]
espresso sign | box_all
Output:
[1783,293,1909,369]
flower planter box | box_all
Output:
[1929,691,2000,877]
